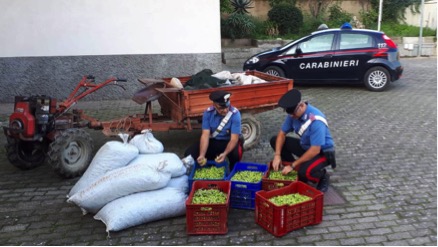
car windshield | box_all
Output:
[279,35,311,51]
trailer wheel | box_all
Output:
[47,128,94,178]
[5,137,46,170]
[241,114,261,150]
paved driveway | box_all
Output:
[0,57,436,245]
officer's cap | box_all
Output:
[209,90,231,106]
[278,89,301,111]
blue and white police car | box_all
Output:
[243,26,404,92]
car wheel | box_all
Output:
[364,66,390,92]
[263,66,285,78]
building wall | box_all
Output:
[404,1,437,29]
[0,0,221,103]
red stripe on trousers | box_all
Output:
[306,156,327,183]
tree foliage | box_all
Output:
[369,0,421,23]
[299,0,333,19]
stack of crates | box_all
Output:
[255,181,323,237]
[225,162,268,210]
[188,160,229,192]
[186,180,231,235]
[262,161,298,191]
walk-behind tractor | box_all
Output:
[3,75,127,178]
[3,71,293,178]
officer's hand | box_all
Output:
[282,165,293,175]
[215,153,226,163]
[197,156,207,166]
[272,155,282,171]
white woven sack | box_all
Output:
[67,161,171,214]
[129,129,164,154]
[169,77,183,89]
[212,71,233,80]
[68,133,139,198]
[94,187,187,232]
[167,175,189,194]
[127,153,186,178]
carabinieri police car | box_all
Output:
[243,25,404,92]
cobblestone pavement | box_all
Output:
[0,57,436,245]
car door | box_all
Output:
[331,32,377,80]
[282,33,336,81]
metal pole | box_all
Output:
[378,0,383,31]
[418,0,425,57]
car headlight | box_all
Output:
[246,57,259,64]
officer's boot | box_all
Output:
[316,169,330,192]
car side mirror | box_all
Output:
[295,48,303,57]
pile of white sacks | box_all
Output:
[66,130,190,232]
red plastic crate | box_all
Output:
[262,161,298,191]
[255,181,324,237]
[186,180,231,235]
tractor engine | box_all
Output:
[6,95,57,140]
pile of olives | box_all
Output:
[231,171,263,183]
[192,188,228,204]
[269,193,311,206]
[193,166,225,179]
[268,170,297,181]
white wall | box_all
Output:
[0,0,220,57]
[404,1,437,29]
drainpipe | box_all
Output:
[418,0,425,57]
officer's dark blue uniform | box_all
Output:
[202,106,241,140]
[270,89,336,192]
[280,104,334,151]
[184,90,243,171]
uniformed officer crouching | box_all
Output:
[184,90,243,172]
[270,89,336,192]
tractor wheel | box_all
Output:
[5,137,46,170]
[241,114,261,150]
[47,128,94,178]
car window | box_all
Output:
[284,44,297,55]
[340,33,374,49]
[298,34,334,53]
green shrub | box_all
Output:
[326,4,352,28]
[359,9,378,29]
[221,13,256,40]
[300,13,326,35]
[230,0,254,14]
[381,22,437,37]
[220,0,233,14]
[268,3,303,35]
